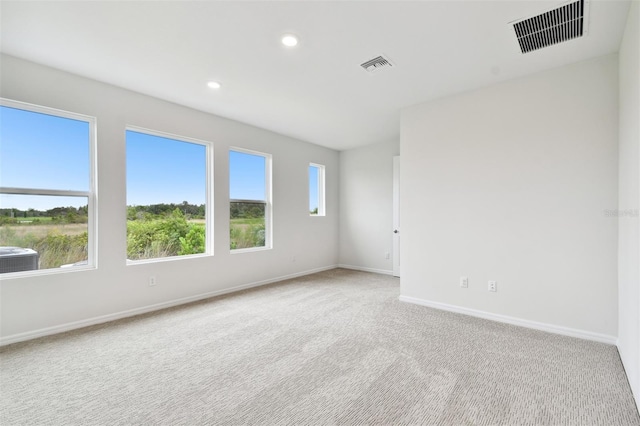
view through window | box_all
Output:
[0,100,95,274]
[309,163,325,216]
[126,128,210,261]
[229,149,271,250]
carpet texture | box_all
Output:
[1,268,638,425]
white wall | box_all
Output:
[400,54,619,341]
[339,140,399,274]
[618,0,640,408]
[0,55,339,343]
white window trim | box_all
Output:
[309,162,326,216]
[229,147,272,252]
[125,125,214,264]
[0,98,98,277]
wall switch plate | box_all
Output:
[460,276,468,288]
[488,280,497,292]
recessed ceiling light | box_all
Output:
[281,34,298,47]
[207,81,221,89]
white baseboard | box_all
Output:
[338,264,394,276]
[398,295,617,345]
[0,265,338,347]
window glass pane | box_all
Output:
[229,201,265,250]
[229,151,265,200]
[309,163,325,216]
[0,106,89,191]
[0,101,94,275]
[126,130,207,261]
[309,165,319,215]
[0,194,88,272]
[229,150,268,250]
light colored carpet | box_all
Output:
[1,268,638,425]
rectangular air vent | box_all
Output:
[512,0,588,54]
[360,55,394,74]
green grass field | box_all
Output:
[230,218,265,250]
[1,215,267,270]
[0,223,88,269]
[231,218,264,225]
[11,217,53,224]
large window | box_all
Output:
[309,163,325,216]
[0,99,96,275]
[126,128,212,262]
[229,149,272,251]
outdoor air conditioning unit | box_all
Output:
[0,247,39,273]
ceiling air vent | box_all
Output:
[512,0,588,54]
[360,55,394,74]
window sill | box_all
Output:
[230,246,272,255]
[126,252,212,266]
[0,264,96,280]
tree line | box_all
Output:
[1,200,266,225]
[0,206,89,225]
[0,205,88,218]
[127,202,205,221]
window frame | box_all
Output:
[125,125,214,264]
[309,162,326,217]
[229,147,272,253]
[0,98,98,276]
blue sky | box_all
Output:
[229,150,265,201]
[0,106,89,210]
[1,105,316,212]
[309,165,319,212]
[126,130,206,206]
[0,106,89,191]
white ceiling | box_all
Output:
[0,1,631,151]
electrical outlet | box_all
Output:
[149,276,157,287]
[488,280,497,292]
[460,276,468,288]
[385,252,390,260]
[291,256,296,263]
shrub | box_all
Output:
[127,209,203,260]
[179,224,205,255]
[0,226,39,248]
[34,231,88,269]
[230,222,265,250]
[0,217,18,225]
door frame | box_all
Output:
[393,156,400,277]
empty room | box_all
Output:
[1,1,638,424]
